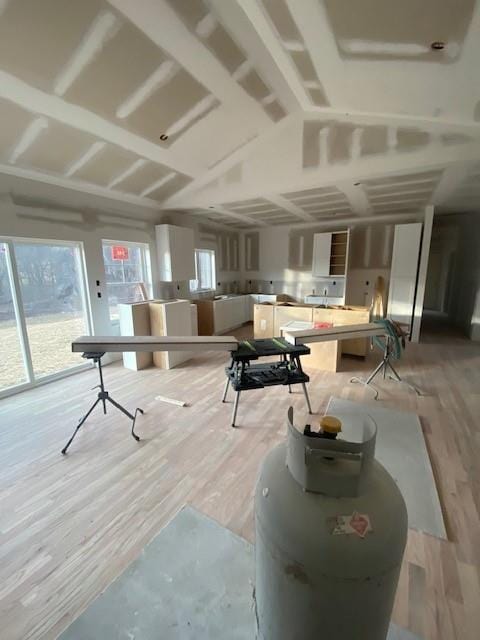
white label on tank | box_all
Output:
[329,512,372,538]
[260,319,266,330]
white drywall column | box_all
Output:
[411,205,434,342]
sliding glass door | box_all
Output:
[0,238,91,397]
[0,242,28,393]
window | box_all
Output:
[190,249,215,293]
[102,240,152,324]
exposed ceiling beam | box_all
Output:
[107,0,270,122]
[285,0,346,107]
[302,107,480,134]
[0,162,162,211]
[0,70,199,177]
[236,0,311,110]
[164,113,293,206]
[337,182,372,217]
[210,0,302,114]
[265,194,315,221]
[208,205,267,227]
[169,136,480,210]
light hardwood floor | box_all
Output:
[1,323,479,640]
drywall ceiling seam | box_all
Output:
[8,116,48,164]
[108,158,147,189]
[53,10,120,96]
[0,69,198,176]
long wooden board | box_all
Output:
[284,322,386,345]
[72,335,238,353]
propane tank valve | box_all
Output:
[303,415,342,440]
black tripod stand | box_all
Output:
[61,352,144,454]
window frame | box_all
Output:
[190,248,216,293]
[101,239,153,326]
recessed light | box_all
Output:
[431,41,445,51]
[159,134,169,141]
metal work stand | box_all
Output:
[222,351,312,428]
[350,337,422,400]
[61,352,144,454]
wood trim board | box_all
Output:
[284,323,386,345]
[72,336,238,353]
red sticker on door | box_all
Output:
[330,512,373,538]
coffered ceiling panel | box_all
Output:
[362,169,443,215]
[324,0,475,62]
[0,0,102,91]
[281,186,353,219]
[73,144,139,186]
[64,21,165,122]
[0,99,32,162]
[17,121,95,174]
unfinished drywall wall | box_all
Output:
[240,219,395,305]
[0,192,242,342]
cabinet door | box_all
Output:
[387,223,422,332]
[312,232,332,277]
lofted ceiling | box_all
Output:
[0,0,479,229]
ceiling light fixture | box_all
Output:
[430,41,445,51]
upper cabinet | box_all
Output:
[244,232,260,271]
[155,224,195,282]
[312,230,350,278]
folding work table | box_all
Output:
[222,337,313,427]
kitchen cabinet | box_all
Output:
[248,294,290,320]
[195,295,249,335]
[155,224,195,282]
[118,301,154,371]
[149,299,193,369]
[312,230,349,278]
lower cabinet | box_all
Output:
[195,296,250,335]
